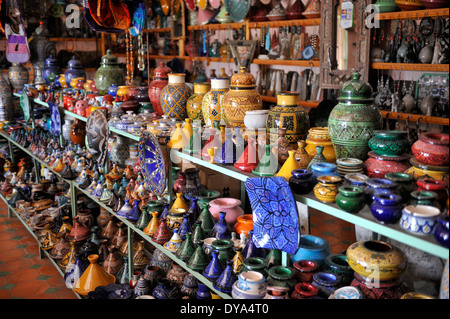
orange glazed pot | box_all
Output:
[234,214,253,236]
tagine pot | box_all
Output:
[328,72,383,161]
[94,50,126,95]
[222,67,263,129]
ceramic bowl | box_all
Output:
[400,205,441,235]
[236,271,267,295]
[336,158,363,168]
[244,110,269,129]
[329,286,363,299]
[202,237,216,255]
[232,281,266,299]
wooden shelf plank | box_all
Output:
[50,37,98,42]
[253,59,320,67]
[376,7,449,20]
[145,28,172,33]
[372,62,449,72]
[188,22,245,31]
[249,18,321,28]
[380,111,449,126]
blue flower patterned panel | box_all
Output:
[49,102,61,137]
[138,131,166,196]
[244,177,300,255]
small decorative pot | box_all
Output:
[313,175,342,204]
[329,286,364,299]
[324,254,354,286]
[311,162,340,183]
[240,257,268,277]
[433,213,449,248]
[350,273,403,299]
[343,173,369,190]
[416,179,449,209]
[411,132,449,167]
[266,266,297,293]
[405,157,449,182]
[244,110,270,129]
[368,130,411,157]
[234,214,253,236]
[263,286,290,299]
[336,186,365,214]
[202,78,230,126]
[370,193,403,224]
[312,272,342,298]
[346,240,407,282]
[289,169,315,195]
[293,260,320,283]
[186,82,210,125]
[161,73,192,121]
[291,282,319,299]
[363,152,412,178]
[364,178,399,205]
[409,190,440,208]
[385,172,415,203]
[209,198,244,226]
[236,271,267,295]
[400,205,441,236]
[211,239,235,267]
[291,235,331,266]
[305,127,336,163]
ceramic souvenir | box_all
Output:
[186,82,210,125]
[202,78,230,127]
[94,50,126,95]
[161,73,192,121]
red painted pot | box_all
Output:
[412,132,449,166]
[293,260,320,283]
[416,179,449,208]
[363,151,412,178]
[350,273,404,299]
[291,282,319,299]
[148,62,172,117]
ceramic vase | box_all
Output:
[289,169,316,195]
[305,127,336,163]
[313,175,342,204]
[293,260,320,283]
[328,72,383,161]
[368,130,411,157]
[411,132,449,167]
[161,73,192,120]
[187,82,210,125]
[208,198,244,226]
[8,63,29,90]
[94,50,125,95]
[370,193,403,224]
[149,62,172,116]
[202,78,230,127]
[363,151,411,179]
[291,235,331,266]
[336,186,366,214]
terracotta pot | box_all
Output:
[209,198,244,226]
[70,119,86,147]
[411,132,449,167]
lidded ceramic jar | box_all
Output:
[42,55,61,85]
[94,50,126,95]
[222,67,263,129]
[149,62,171,116]
[202,77,230,127]
[65,56,86,86]
[186,82,210,125]
[328,71,383,161]
[161,73,192,121]
[266,91,310,146]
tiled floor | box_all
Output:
[0,196,355,299]
[0,200,78,299]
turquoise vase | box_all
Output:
[291,235,331,267]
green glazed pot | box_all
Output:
[94,50,125,95]
[368,131,411,157]
[328,72,383,161]
[266,266,297,292]
[336,186,366,214]
[240,257,268,277]
[211,239,235,267]
[408,190,440,209]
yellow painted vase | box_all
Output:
[73,254,115,296]
[202,78,230,127]
[276,150,301,181]
[116,85,134,99]
[266,91,310,146]
[222,67,263,129]
[346,240,407,282]
[305,127,336,163]
[187,82,210,125]
[313,175,342,203]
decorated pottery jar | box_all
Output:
[236,271,267,296]
[186,82,210,125]
[350,273,404,299]
[368,130,411,157]
[328,72,383,161]
[244,110,270,130]
[293,260,320,283]
[346,240,407,282]
[411,132,449,167]
[370,193,403,224]
[149,62,172,116]
[266,266,297,293]
[305,127,336,163]
[266,91,310,146]
[399,205,441,236]
[433,213,449,248]
[409,190,440,208]
[222,67,263,128]
[310,162,340,183]
[313,175,342,204]
[385,172,415,203]
[65,56,86,86]
[311,272,342,298]
[291,282,319,299]
[208,198,244,226]
[289,169,315,195]
[94,50,126,95]
[336,186,366,214]
[405,157,449,182]
[416,179,449,208]
[324,254,354,286]
[161,73,192,121]
[202,78,230,127]
[364,178,399,205]
[8,63,29,90]
[291,235,331,266]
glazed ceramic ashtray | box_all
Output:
[328,286,363,299]
[336,158,363,168]
[400,205,441,236]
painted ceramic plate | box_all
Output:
[224,0,251,22]
[86,109,109,166]
[185,0,196,11]
[244,177,300,254]
[302,45,315,60]
[138,131,167,196]
[49,101,61,137]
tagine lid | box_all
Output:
[230,67,256,88]
[338,71,373,102]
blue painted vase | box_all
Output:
[370,193,403,224]
[364,178,399,205]
[289,169,315,195]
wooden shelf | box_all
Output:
[381,111,449,126]
[253,59,320,67]
[376,7,449,21]
[50,37,98,42]
[249,18,321,28]
[372,62,449,72]
[261,95,320,108]
[188,22,245,31]
[145,28,172,33]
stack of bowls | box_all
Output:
[336,158,364,177]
